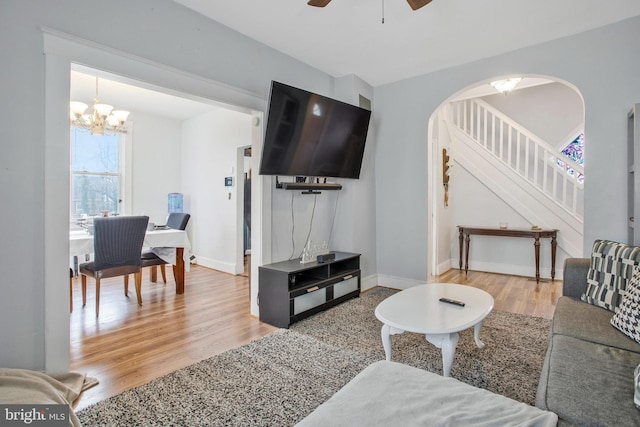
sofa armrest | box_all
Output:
[562,258,590,298]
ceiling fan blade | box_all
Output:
[307,0,332,7]
[407,0,433,10]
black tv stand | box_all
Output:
[258,252,360,328]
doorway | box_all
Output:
[240,146,252,278]
[43,30,269,372]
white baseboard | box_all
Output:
[435,258,453,275]
[360,264,562,294]
[451,258,564,280]
[373,274,426,290]
[360,274,379,292]
[195,256,239,275]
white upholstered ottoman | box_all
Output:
[296,361,557,427]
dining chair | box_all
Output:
[141,213,191,284]
[80,216,149,316]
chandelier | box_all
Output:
[70,77,130,135]
[490,77,522,95]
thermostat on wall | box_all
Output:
[224,177,233,187]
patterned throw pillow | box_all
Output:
[582,240,640,312]
[611,267,640,344]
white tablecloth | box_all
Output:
[69,229,191,271]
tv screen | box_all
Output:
[259,81,371,179]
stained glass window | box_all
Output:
[561,133,584,166]
[556,133,584,184]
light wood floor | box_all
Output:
[432,268,562,319]
[70,265,562,411]
[70,264,277,411]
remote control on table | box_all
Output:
[439,297,465,307]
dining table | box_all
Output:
[69,228,192,294]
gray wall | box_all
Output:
[373,15,640,282]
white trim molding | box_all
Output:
[375,274,426,291]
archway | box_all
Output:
[426,75,585,281]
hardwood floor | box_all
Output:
[70,265,561,410]
[432,268,563,319]
[70,263,277,411]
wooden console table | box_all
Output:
[458,226,558,284]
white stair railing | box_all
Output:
[449,99,584,220]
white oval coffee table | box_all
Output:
[374,283,494,377]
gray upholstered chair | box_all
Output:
[141,213,190,283]
[80,216,149,316]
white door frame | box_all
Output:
[43,28,270,372]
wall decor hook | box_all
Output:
[443,148,450,206]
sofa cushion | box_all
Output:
[582,240,640,311]
[298,361,557,427]
[611,267,640,345]
[553,296,640,353]
[562,258,590,299]
[536,334,640,426]
[636,364,640,410]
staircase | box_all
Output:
[443,98,583,257]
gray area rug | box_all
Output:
[77,287,551,426]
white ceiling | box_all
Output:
[70,67,218,122]
[70,1,640,119]
[173,0,640,87]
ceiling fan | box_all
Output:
[307,0,433,10]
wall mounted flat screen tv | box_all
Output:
[259,81,371,179]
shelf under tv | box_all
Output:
[280,182,342,191]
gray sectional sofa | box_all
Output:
[300,243,640,426]
[536,257,640,426]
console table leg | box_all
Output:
[551,234,557,281]
[534,236,541,284]
[459,228,464,270]
[464,234,470,276]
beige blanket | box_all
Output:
[0,369,98,427]
[297,361,558,427]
